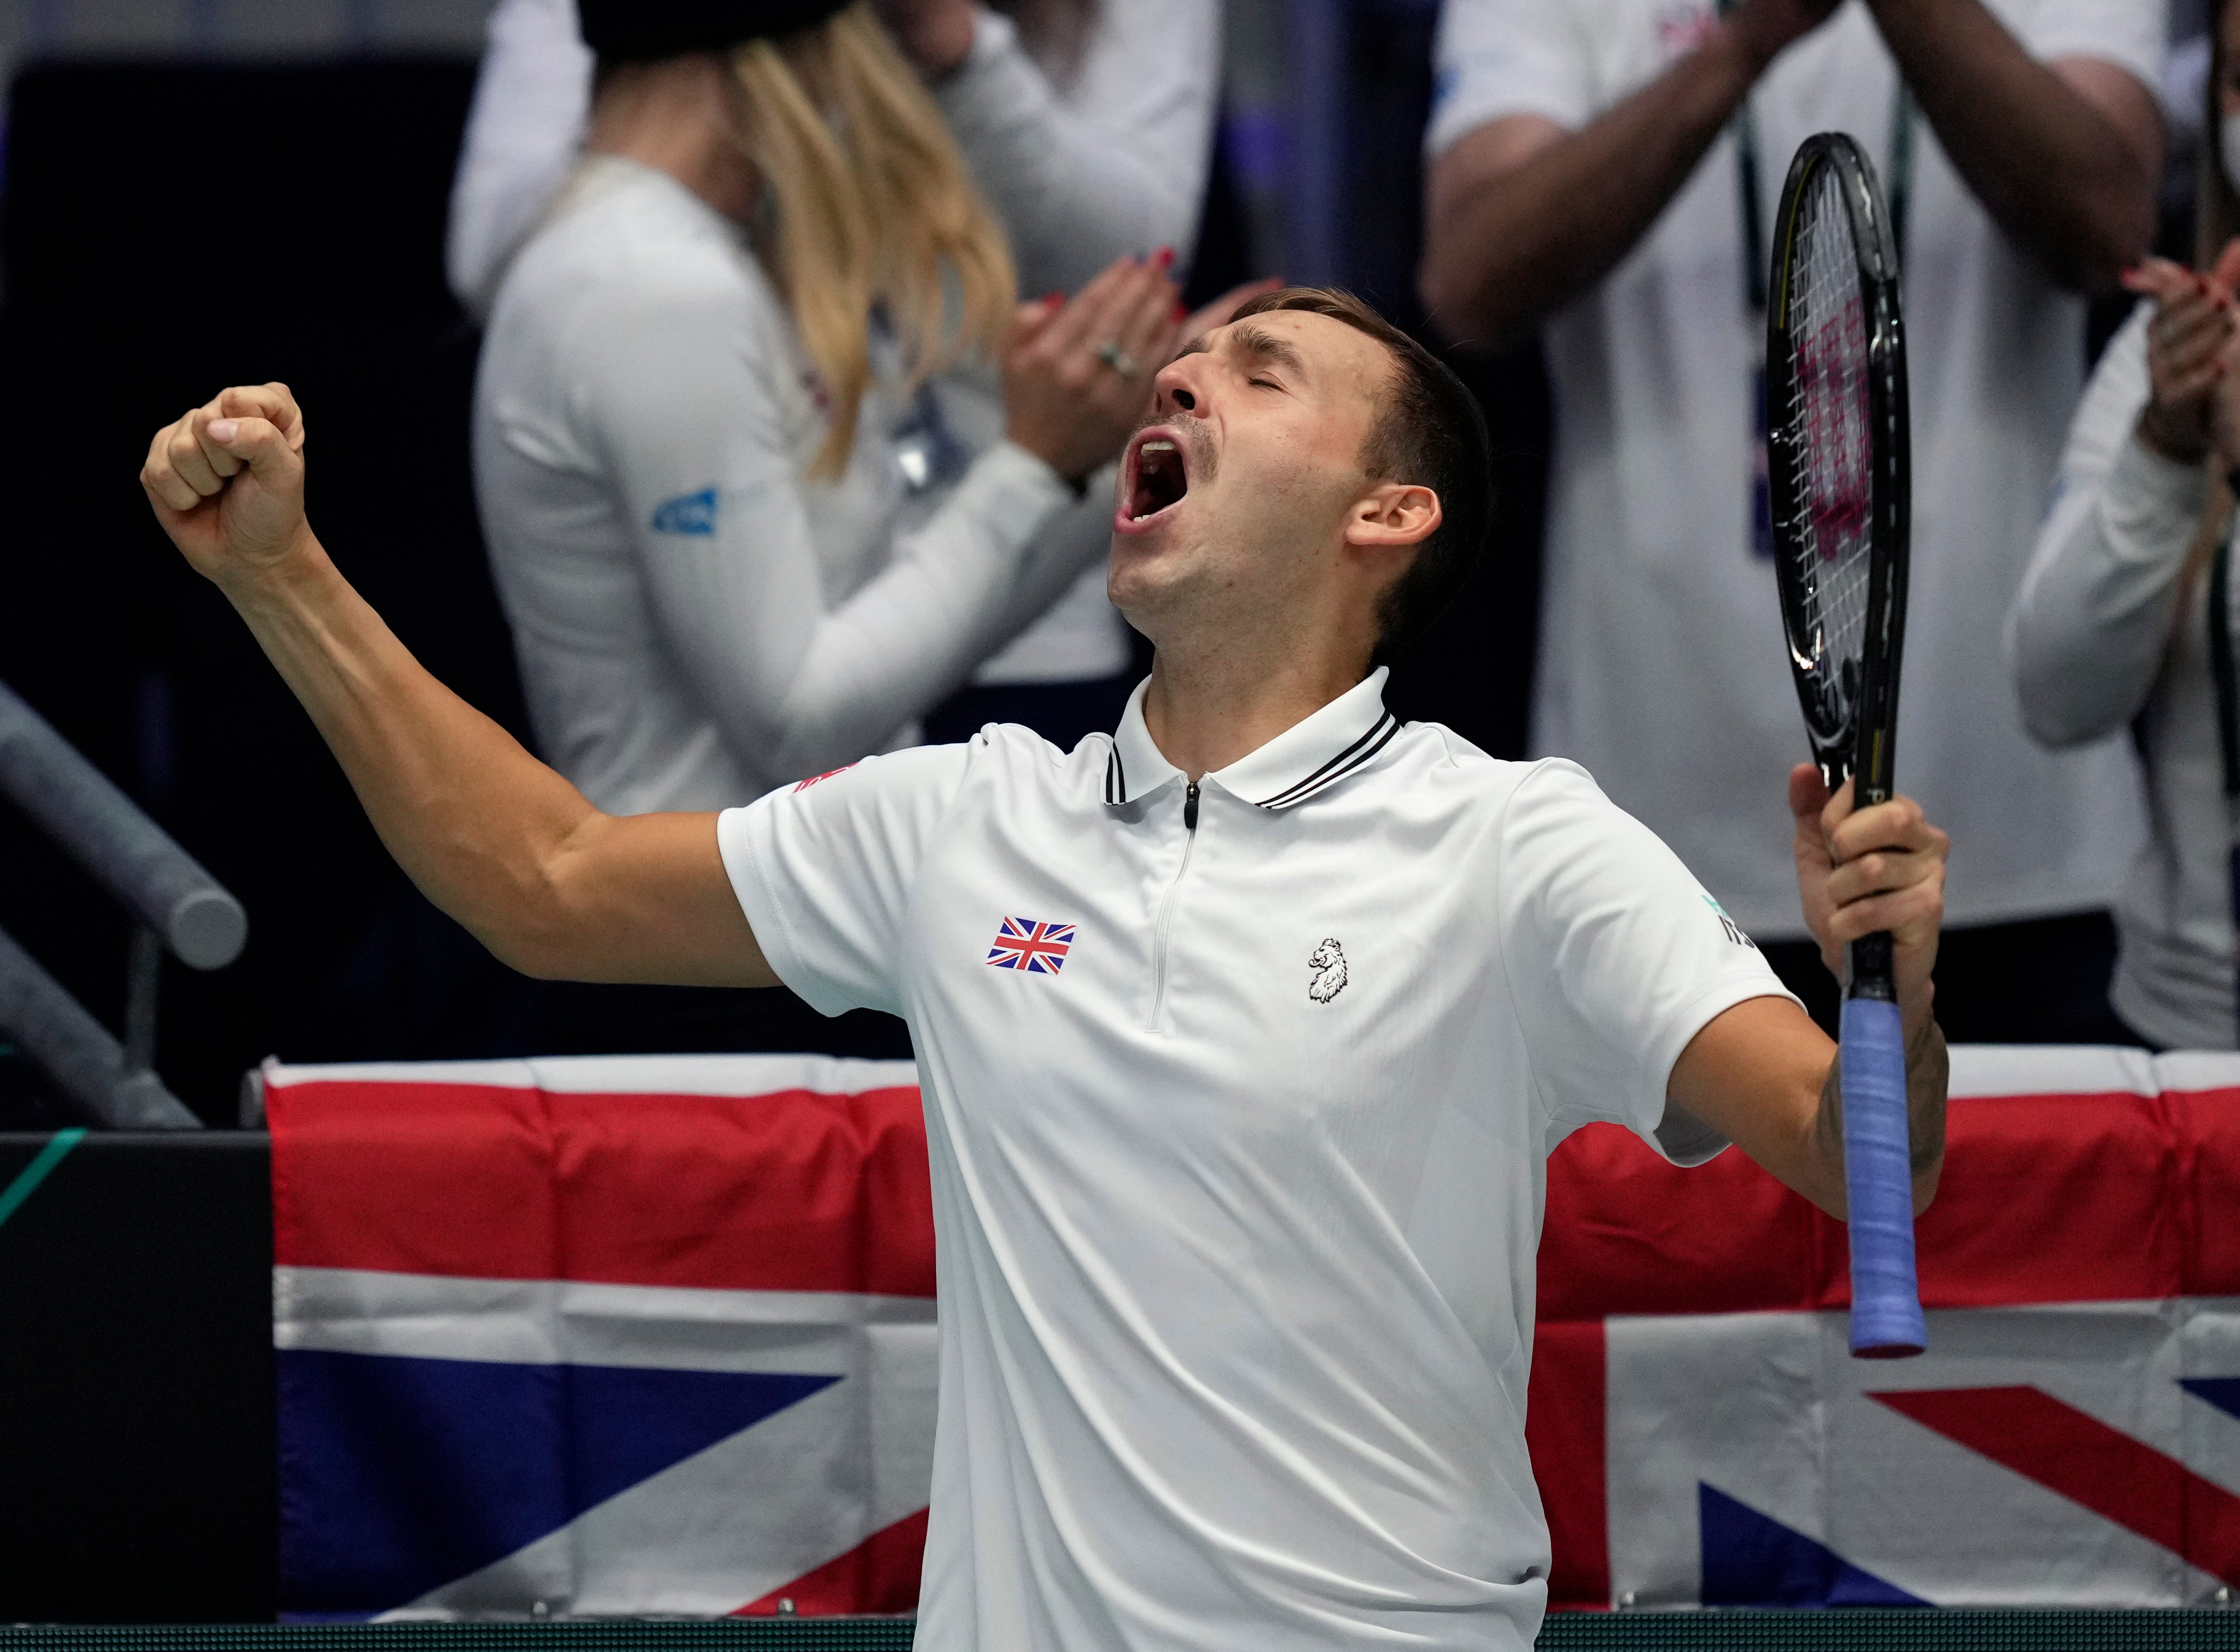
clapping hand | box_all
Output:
[1721,0,1844,68]
[2123,241,2240,468]
[999,260,1286,486]
[872,0,978,76]
[1001,253,1183,485]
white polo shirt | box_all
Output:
[719,668,1795,1651]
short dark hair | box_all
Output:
[1229,287,1492,665]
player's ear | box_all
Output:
[1344,482,1441,549]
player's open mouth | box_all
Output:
[1117,428,1190,531]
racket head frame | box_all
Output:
[1765,132,1912,835]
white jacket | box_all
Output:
[2009,303,2232,1049]
[474,159,1110,815]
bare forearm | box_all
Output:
[142,390,771,990]
[1813,1011,1949,1217]
[1680,782,1951,1219]
[1869,0,2152,291]
[217,536,605,974]
[1420,26,1761,343]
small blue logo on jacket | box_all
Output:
[651,488,718,536]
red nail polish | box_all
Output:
[1154,246,1176,269]
[1172,300,1188,323]
[1043,292,1064,305]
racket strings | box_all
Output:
[1781,166,1876,740]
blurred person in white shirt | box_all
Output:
[2011,0,2240,1050]
[1419,0,2164,1040]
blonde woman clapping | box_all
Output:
[474,0,1179,819]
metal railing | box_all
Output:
[0,679,245,1127]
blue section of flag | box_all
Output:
[2181,1377,2240,1422]
[1699,1483,1927,1608]
[279,1349,836,1616]
[651,487,719,535]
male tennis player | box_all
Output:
[142,287,1947,1651]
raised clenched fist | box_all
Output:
[140,382,311,586]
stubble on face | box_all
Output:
[1163,409,1218,489]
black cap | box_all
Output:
[578,0,853,60]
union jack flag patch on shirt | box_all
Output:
[987,917,1075,974]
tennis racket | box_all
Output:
[1765,132,1925,1359]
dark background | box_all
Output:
[0,59,531,1126]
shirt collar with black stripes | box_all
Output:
[1101,667,1401,811]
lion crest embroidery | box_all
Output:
[1307,937,1348,1004]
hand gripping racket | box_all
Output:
[1765,133,1924,1359]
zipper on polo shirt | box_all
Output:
[1149,781,1200,1030]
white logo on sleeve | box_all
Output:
[1307,938,1348,1004]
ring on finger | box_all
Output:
[1095,341,1140,379]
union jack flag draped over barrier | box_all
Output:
[270,1055,933,1621]
[267,1046,2240,1619]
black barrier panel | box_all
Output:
[11,1618,2240,1651]
[0,1133,276,1620]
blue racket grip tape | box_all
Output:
[1839,995,1926,1357]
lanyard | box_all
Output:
[2208,531,2240,1042]
[2211,536,2239,801]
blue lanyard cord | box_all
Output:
[2211,526,2240,1044]
[1736,96,1768,316]
[2211,533,2240,800]
[1887,81,1914,263]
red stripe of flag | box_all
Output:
[1539,1090,2190,1321]
[1525,1319,1609,1609]
[1871,1385,2240,1586]
[270,1080,934,1296]
[731,1509,928,1616]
